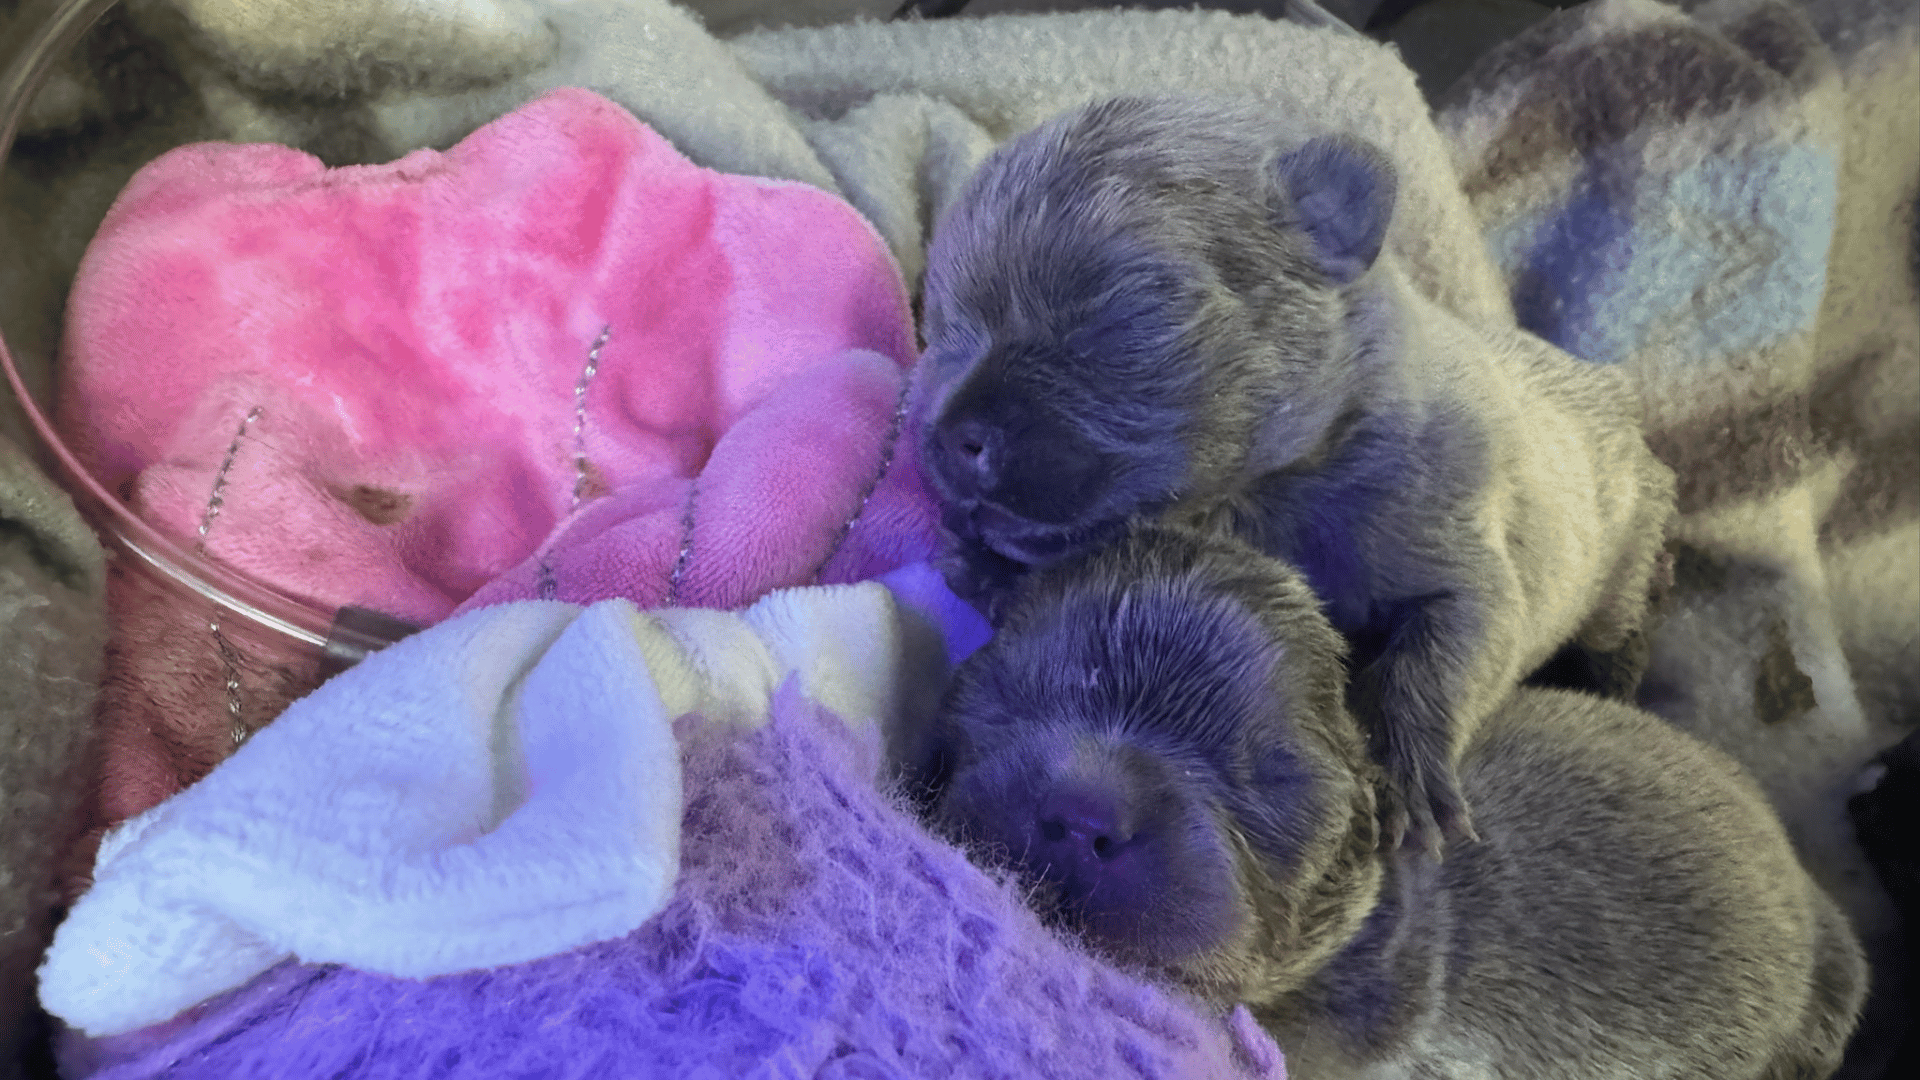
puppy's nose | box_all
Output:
[1034,786,1134,882]
[938,417,997,492]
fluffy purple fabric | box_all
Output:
[61,683,1282,1079]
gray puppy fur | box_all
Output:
[913,96,1677,850]
[930,523,1866,1080]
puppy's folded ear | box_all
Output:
[1269,135,1398,286]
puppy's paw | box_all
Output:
[932,546,989,604]
[935,532,1030,621]
[1377,756,1477,858]
[1375,782,1413,853]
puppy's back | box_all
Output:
[1272,688,1865,1079]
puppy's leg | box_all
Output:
[1351,586,1517,855]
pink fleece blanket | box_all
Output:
[57,88,938,880]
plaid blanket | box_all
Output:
[1437,0,1919,1068]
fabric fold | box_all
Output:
[39,599,679,1036]
[39,573,972,1040]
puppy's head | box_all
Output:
[929,522,1381,1004]
[914,98,1398,613]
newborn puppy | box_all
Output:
[931,523,1866,1080]
[913,96,1676,849]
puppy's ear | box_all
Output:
[1269,135,1397,285]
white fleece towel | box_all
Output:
[38,576,966,1038]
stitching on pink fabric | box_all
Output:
[668,482,699,606]
[569,327,612,513]
[195,405,264,746]
[811,373,912,585]
[538,326,612,601]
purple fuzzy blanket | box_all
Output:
[58,684,1281,1080]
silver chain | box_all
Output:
[195,405,263,746]
[539,326,612,600]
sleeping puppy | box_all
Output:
[912,96,1676,850]
[929,523,1866,1080]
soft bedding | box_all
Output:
[0,0,1914,1076]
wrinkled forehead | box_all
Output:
[930,175,1199,326]
[978,578,1284,750]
